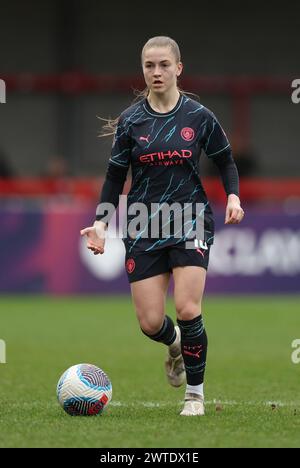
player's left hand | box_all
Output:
[225,194,245,224]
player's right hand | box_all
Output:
[80,221,106,255]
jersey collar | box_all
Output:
[143,94,184,117]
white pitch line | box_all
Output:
[110,400,300,408]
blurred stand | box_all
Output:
[42,155,70,179]
[37,155,71,201]
[0,149,15,179]
[204,133,259,179]
[230,134,259,178]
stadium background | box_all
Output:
[0,0,300,448]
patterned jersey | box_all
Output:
[108,94,231,253]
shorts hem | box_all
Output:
[170,262,208,271]
[127,268,171,284]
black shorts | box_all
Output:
[124,242,211,283]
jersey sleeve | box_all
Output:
[202,109,239,196]
[109,115,131,169]
[202,109,231,158]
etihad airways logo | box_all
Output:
[139,149,192,166]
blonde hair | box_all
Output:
[141,36,181,64]
[100,36,197,137]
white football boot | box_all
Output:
[165,326,186,387]
[180,393,205,416]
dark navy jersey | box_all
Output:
[107,93,231,253]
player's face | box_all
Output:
[142,47,183,95]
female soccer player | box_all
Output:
[81,36,244,416]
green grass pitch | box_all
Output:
[0,295,300,448]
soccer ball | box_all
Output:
[57,363,112,416]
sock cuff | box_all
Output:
[177,315,203,327]
[141,315,176,345]
[177,314,206,342]
[186,383,204,397]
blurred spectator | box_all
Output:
[204,134,259,178]
[42,155,69,179]
[0,149,15,178]
[230,134,259,177]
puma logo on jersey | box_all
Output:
[139,135,150,143]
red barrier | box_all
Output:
[0,178,299,204]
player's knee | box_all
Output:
[139,315,163,336]
[176,302,200,321]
